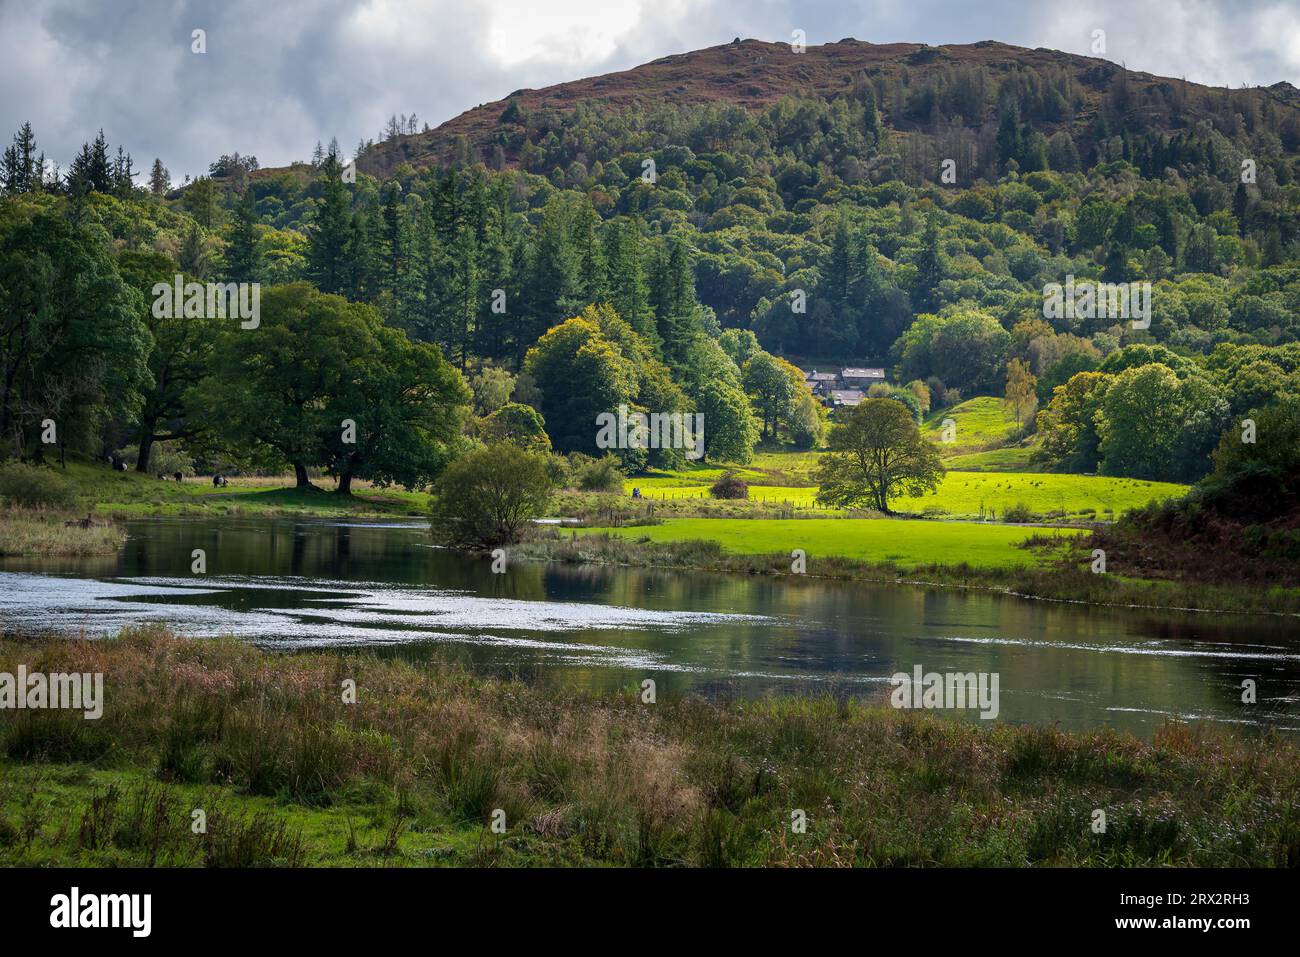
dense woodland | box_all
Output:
[3,43,1300,489]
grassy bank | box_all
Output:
[0,512,126,557]
[516,530,1300,616]
[36,459,430,519]
[1,628,1296,867]
[573,517,1086,568]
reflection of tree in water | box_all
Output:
[334,524,351,572]
[290,524,306,576]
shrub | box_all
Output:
[429,444,555,548]
[1003,501,1037,523]
[0,461,79,510]
[709,472,749,499]
[571,453,624,492]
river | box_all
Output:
[1,516,1297,736]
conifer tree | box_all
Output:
[225,190,262,284]
[306,151,353,295]
[148,157,170,196]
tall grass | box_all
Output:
[0,512,126,557]
[1,627,1297,867]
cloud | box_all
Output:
[0,0,1295,183]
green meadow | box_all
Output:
[624,469,1186,521]
[50,458,430,518]
[921,396,1020,453]
[576,517,1087,568]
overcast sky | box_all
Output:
[2,0,1298,182]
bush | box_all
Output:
[710,472,749,499]
[570,453,624,492]
[0,461,79,510]
[1003,501,1037,523]
[430,444,555,548]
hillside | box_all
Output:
[354,37,1300,179]
[8,31,1300,493]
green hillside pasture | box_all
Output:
[922,396,1018,455]
[942,445,1040,472]
[895,472,1187,521]
[623,469,1187,521]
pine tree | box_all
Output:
[306,152,353,295]
[446,227,479,369]
[573,200,607,306]
[475,211,515,360]
[995,103,1023,173]
[88,129,112,192]
[112,146,136,197]
[183,176,219,228]
[403,203,446,342]
[821,214,854,307]
[651,237,700,365]
[523,197,580,352]
[180,221,210,277]
[913,218,946,312]
[432,170,460,244]
[380,181,406,296]
[66,141,95,197]
[605,219,654,344]
[861,86,880,147]
[148,158,170,196]
[0,143,20,194]
[225,190,262,284]
[1,122,36,193]
[345,207,383,302]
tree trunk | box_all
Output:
[294,462,311,488]
[136,430,155,473]
[336,471,353,496]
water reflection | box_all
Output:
[1,516,1298,737]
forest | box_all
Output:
[2,45,1300,492]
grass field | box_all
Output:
[944,445,1041,472]
[623,470,1187,520]
[615,397,1188,522]
[576,517,1087,568]
[894,472,1185,520]
[5,628,1295,867]
[921,396,1019,454]
[39,459,430,518]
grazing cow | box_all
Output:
[173,471,183,482]
[212,474,227,488]
[114,459,127,472]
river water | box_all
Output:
[1,516,1297,736]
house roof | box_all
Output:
[808,371,838,381]
[841,367,885,378]
[830,389,865,405]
